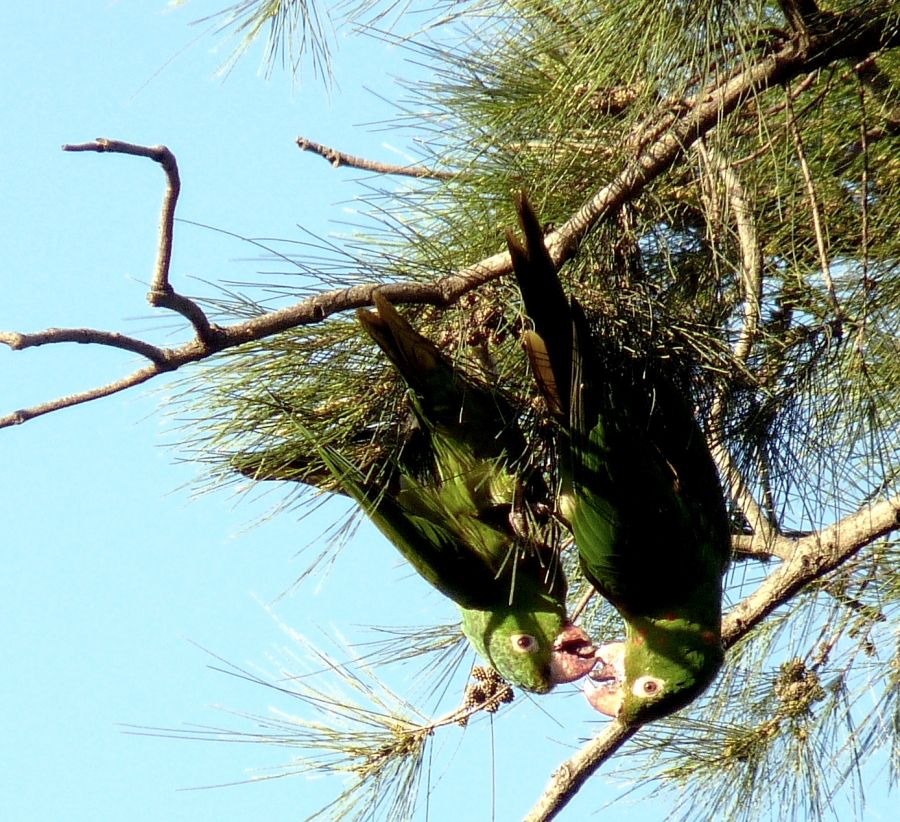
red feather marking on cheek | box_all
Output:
[701,630,718,644]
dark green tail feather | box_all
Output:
[508,193,573,419]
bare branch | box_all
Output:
[525,492,900,821]
[784,93,843,320]
[0,327,167,363]
[722,492,900,643]
[62,139,220,344]
[522,722,638,822]
[718,164,763,365]
[0,364,162,427]
[0,272,486,428]
[696,142,779,551]
[296,135,456,180]
[570,585,597,624]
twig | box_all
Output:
[0,273,488,429]
[784,93,843,321]
[62,139,221,344]
[524,492,900,821]
[715,158,763,365]
[0,328,167,364]
[570,586,596,624]
[522,722,638,822]
[296,136,456,180]
[696,142,779,553]
[1,365,163,426]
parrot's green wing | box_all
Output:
[509,193,731,722]
[316,444,502,609]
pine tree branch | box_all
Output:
[721,492,900,642]
[296,135,456,180]
[3,6,897,428]
[524,492,900,821]
[522,722,639,822]
[784,93,844,321]
[696,142,780,553]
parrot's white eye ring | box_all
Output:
[633,675,665,698]
[511,634,538,654]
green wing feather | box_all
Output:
[356,293,544,575]
[316,443,503,610]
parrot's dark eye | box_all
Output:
[632,676,665,698]
[511,634,538,654]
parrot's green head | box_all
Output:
[462,605,596,694]
[583,616,723,724]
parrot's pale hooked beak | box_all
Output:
[548,623,597,684]
[583,641,626,716]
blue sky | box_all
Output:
[1,5,894,822]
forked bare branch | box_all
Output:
[62,139,222,344]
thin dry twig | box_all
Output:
[2,366,164,426]
[569,586,597,624]
[296,135,456,180]
[696,142,780,555]
[62,139,221,344]
[522,722,639,822]
[784,92,843,320]
[0,327,167,364]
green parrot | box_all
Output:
[507,194,731,723]
[318,292,596,693]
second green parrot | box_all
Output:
[507,195,731,723]
[319,293,596,693]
